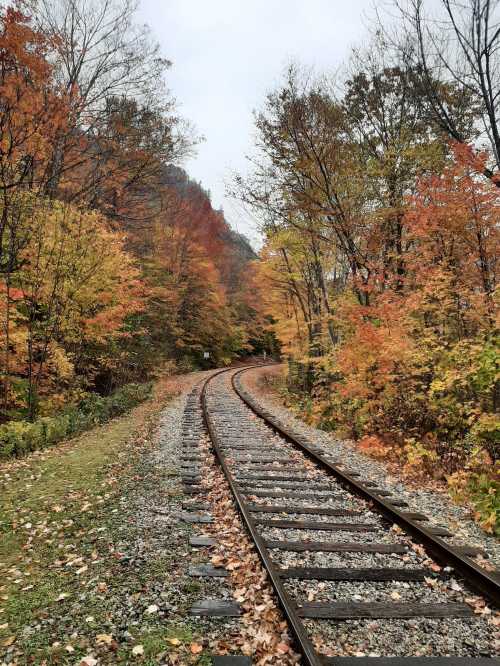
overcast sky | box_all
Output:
[137,0,376,247]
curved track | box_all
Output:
[198,364,499,666]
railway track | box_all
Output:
[185,365,500,665]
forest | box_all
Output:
[0,0,266,457]
[233,3,499,533]
[0,0,498,532]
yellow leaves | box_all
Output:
[1,635,16,647]
[429,378,447,394]
[0,191,146,416]
[46,343,75,380]
[479,511,497,534]
[96,633,113,645]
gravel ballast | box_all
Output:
[204,367,499,659]
[130,370,246,656]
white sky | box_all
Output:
[137,0,376,247]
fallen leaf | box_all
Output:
[190,643,203,654]
[79,657,97,666]
[211,555,224,566]
[1,635,16,647]
[96,633,113,645]
[277,642,289,653]
[168,638,181,646]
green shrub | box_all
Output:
[467,472,500,536]
[0,382,152,460]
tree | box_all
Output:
[0,5,69,410]
[28,0,190,200]
[390,0,500,184]
[1,193,144,420]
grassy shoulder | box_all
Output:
[0,373,209,665]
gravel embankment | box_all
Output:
[132,370,244,649]
[241,365,500,568]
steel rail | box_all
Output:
[200,365,323,666]
[231,365,500,608]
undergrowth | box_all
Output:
[0,382,152,460]
[271,370,499,537]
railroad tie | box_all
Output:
[296,601,475,619]
[265,540,407,553]
[247,504,364,517]
[254,519,378,532]
[242,489,342,500]
[190,600,242,617]
[188,564,229,578]
[278,566,431,581]
[189,535,216,547]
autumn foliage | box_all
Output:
[239,61,499,532]
[0,4,262,429]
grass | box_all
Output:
[0,375,213,665]
[0,412,141,662]
[0,413,134,558]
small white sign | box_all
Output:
[203,351,210,359]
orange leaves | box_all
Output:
[357,435,392,460]
[0,7,69,186]
[203,457,300,665]
[189,643,203,654]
